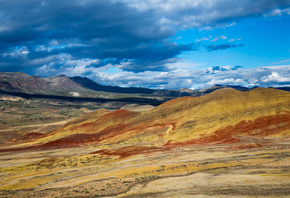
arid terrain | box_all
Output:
[0,95,100,144]
[1,0,290,196]
[0,88,289,197]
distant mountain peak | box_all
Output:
[199,84,250,93]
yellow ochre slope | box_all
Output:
[9,88,290,150]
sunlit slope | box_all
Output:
[20,108,140,146]
[16,88,290,148]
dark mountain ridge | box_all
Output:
[70,76,155,94]
[0,72,288,99]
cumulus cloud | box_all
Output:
[261,72,290,83]
[84,65,290,89]
[206,78,245,86]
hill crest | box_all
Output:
[5,88,289,155]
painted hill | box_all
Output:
[198,84,250,93]
[1,87,290,197]
[6,88,290,155]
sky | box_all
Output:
[0,0,289,89]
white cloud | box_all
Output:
[206,78,245,86]
[264,8,290,17]
[77,65,290,90]
[210,35,227,42]
[35,40,89,52]
[3,46,30,57]
[261,72,290,83]
[35,55,100,77]
[165,60,203,70]
[267,9,283,16]
[64,58,100,68]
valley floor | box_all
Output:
[0,142,289,197]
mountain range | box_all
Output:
[0,72,153,95]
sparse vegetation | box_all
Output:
[0,97,102,143]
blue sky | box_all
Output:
[0,0,289,89]
[175,15,290,69]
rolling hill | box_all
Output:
[1,87,290,197]
[5,88,290,152]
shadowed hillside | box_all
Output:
[70,76,156,94]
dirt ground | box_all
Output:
[0,142,289,197]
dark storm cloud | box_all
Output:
[0,0,182,73]
[135,0,290,28]
[206,44,244,52]
[0,0,289,76]
[117,43,195,72]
